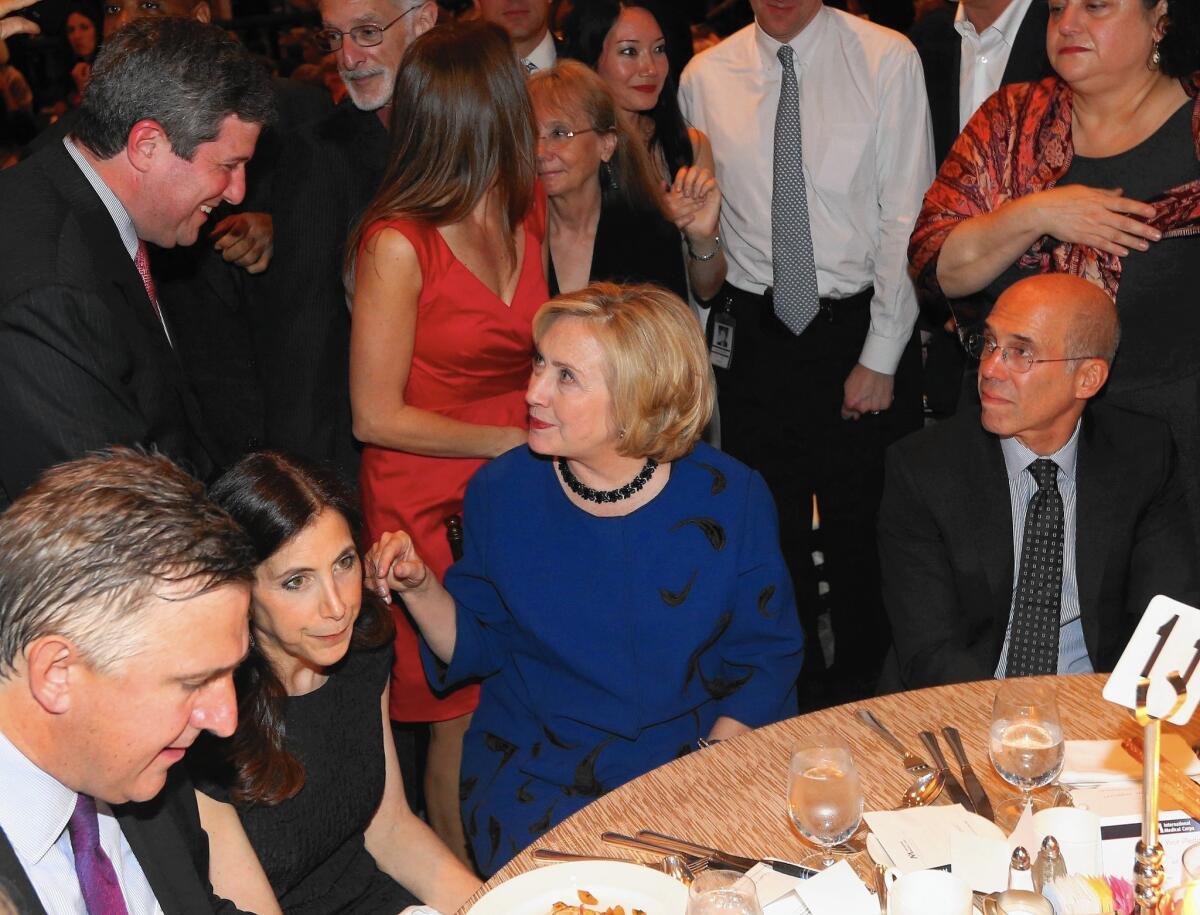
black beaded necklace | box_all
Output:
[557,457,659,504]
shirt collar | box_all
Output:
[1000,417,1082,484]
[523,29,557,72]
[754,5,828,74]
[0,728,78,865]
[63,135,139,261]
[955,0,1033,44]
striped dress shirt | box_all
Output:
[0,729,163,914]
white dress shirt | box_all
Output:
[954,0,1035,130]
[678,9,934,374]
[994,420,1093,677]
[522,28,557,73]
[0,729,163,915]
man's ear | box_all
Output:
[192,0,213,23]
[24,636,82,715]
[1075,358,1110,401]
[413,0,438,38]
[126,119,170,174]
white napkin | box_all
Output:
[864,804,1003,876]
[792,860,876,915]
[399,908,443,915]
[1060,736,1200,783]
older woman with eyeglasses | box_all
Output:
[910,0,1200,532]
[531,60,721,301]
[367,283,804,876]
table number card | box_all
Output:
[1103,595,1200,725]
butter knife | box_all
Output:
[618,831,814,878]
[941,726,995,821]
[918,730,971,809]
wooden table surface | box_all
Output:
[460,673,1200,911]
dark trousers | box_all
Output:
[712,284,923,702]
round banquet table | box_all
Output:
[458,673,1200,911]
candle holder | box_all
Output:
[1130,662,1188,914]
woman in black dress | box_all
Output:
[532,60,721,301]
[191,452,479,914]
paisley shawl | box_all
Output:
[909,75,1200,302]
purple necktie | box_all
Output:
[67,794,130,915]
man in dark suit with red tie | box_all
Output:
[0,449,256,914]
[0,17,272,508]
[878,274,1198,691]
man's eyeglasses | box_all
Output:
[963,332,1103,374]
[537,126,601,152]
[315,6,417,52]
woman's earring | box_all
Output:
[1150,38,1162,69]
[600,160,619,191]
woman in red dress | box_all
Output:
[346,20,545,866]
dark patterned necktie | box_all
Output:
[771,43,821,335]
[1004,459,1064,677]
[67,793,130,915]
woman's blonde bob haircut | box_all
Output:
[532,282,715,463]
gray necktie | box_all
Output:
[771,43,821,335]
[1004,459,1064,677]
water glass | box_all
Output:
[988,680,1065,828]
[686,869,763,915]
[786,733,863,870]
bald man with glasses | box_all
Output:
[877,273,1198,691]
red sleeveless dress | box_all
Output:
[359,196,547,721]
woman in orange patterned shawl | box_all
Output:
[910,0,1200,532]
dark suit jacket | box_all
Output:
[910,0,1053,167]
[0,141,219,507]
[877,403,1199,691]
[0,768,246,915]
[247,100,389,487]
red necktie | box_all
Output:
[134,240,171,345]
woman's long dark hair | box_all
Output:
[209,451,395,806]
[345,20,538,279]
[561,0,694,177]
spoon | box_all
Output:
[898,768,945,808]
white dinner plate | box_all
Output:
[468,860,687,914]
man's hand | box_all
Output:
[0,0,40,39]
[841,362,894,420]
[210,211,273,274]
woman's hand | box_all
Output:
[365,530,429,604]
[70,60,90,94]
[664,165,722,244]
[1029,184,1161,257]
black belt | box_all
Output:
[721,284,873,335]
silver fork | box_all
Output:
[855,709,936,777]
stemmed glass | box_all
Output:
[988,680,1065,829]
[686,869,763,915]
[786,733,864,871]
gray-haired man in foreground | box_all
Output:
[0,449,257,914]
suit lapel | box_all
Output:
[0,828,49,915]
[1075,410,1118,658]
[963,412,1016,638]
[1002,0,1052,85]
[114,802,207,915]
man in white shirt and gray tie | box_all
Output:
[678,0,934,703]
[0,449,256,914]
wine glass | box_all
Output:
[988,679,1065,829]
[686,868,763,915]
[786,733,863,871]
